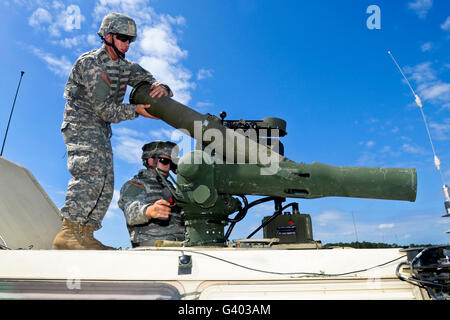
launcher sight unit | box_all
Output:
[130,82,417,247]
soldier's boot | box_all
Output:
[52,219,91,250]
[79,225,115,250]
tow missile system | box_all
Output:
[130,82,417,247]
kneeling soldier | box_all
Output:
[118,141,185,247]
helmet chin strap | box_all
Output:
[102,35,125,60]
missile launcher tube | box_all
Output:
[177,152,417,203]
[214,162,416,201]
[130,82,285,163]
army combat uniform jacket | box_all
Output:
[63,44,171,125]
[60,44,172,229]
[118,169,185,246]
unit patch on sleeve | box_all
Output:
[101,72,111,87]
[129,180,144,187]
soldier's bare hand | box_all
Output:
[136,104,159,119]
[146,199,171,219]
[149,84,169,99]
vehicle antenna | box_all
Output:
[387,51,450,228]
[1,71,25,157]
[351,211,359,246]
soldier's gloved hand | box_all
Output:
[136,104,159,119]
[145,199,171,219]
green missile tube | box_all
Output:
[177,151,417,202]
[130,82,204,136]
[213,162,417,202]
[130,82,285,163]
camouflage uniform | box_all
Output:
[118,169,185,246]
[61,44,172,230]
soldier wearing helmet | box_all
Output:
[97,12,137,60]
[53,13,173,250]
[118,141,185,247]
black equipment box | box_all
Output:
[262,213,314,244]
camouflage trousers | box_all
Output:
[60,121,114,230]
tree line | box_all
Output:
[323,241,437,249]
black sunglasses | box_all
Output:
[115,33,134,43]
[158,157,172,165]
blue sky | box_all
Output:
[1,0,449,248]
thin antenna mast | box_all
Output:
[351,211,359,246]
[1,71,25,157]
[388,51,450,232]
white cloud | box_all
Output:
[87,34,99,46]
[112,127,147,164]
[404,62,450,108]
[139,56,194,104]
[29,5,84,37]
[115,127,146,138]
[408,0,433,19]
[313,211,447,245]
[419,82,450,101]
[29,8,52,28]
[112,125,193,164]
[402,143,427,154]
[93,0,152,22]
[420,42,432,52]
[195,101,215,112]
[378,223,395,229]
[441,17,450,31]
[404,62,436,83]
[196,101,214,108]
[52,0,64,10]
[197,68,214,80]
[50,5,85,37]
[53,36,81,48]
[110,190,120,211]
[139,25,187,64]
[113,135,145,164]
[315,210,342,227]
[356,151,378,166]
[147,128,178,140]
[137,21,193,103]
[54,34,100,49]
[27,45,72,77]
[105,190,121,218]
[366,141,375,148]
[429,119,450,140]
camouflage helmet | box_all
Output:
[142,141,179,169]
[97,12,137,42]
